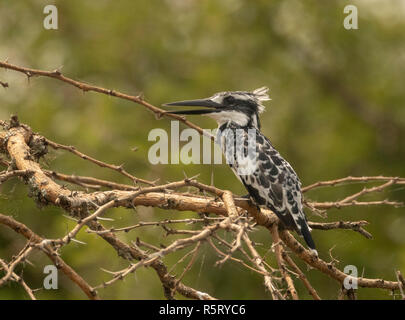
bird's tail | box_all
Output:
[299,220,318,256]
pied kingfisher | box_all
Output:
[164,87,316,254]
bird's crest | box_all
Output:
[251,87,271,113]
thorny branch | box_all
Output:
[0,61,214,140]
[0,61,404,300]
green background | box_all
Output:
[0,0,404,299]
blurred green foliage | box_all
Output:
[0,0,404,299]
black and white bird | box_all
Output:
[164,87,317,254]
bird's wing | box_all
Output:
[255,133,305,232]
[220,125,316,252]
[256,135,316,250]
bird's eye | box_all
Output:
[225,96,235,104]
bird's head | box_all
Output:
[163,87,271,129]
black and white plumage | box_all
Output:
[164,87,317,254]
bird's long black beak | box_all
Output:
[162,99,222,115]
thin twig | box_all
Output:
[303,176,405,192]
[0,213,99,300]
[0,61,214,140]
[45,139,154,186]
[269,224,299,300]
[0,258,36,300]
[309,220,372,239]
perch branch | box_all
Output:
[1,113,404,299]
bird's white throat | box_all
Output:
[207,111,251,127]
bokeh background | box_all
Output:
[0,0,404,299]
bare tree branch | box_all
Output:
[0,60,404,299]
